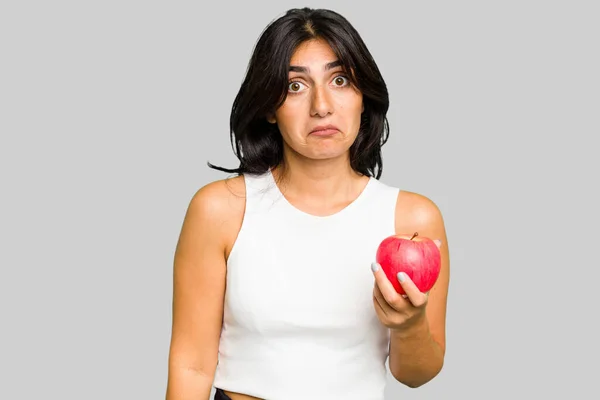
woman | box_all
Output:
[166,7,450,400]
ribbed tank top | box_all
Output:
[212,169,400,400]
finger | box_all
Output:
[373,284,400,315]
[397,272,428,308]
[371,262,402,307]
[372,293,390,322]
[372,287,390,318]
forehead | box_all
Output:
[290,39,338,65]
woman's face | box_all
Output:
[269,38,364,161]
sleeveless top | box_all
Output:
[212,169,400,400]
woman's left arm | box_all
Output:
[371,191,450,388]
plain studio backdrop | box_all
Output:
[1,0,598,398]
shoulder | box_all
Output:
[394,190,446,239]
[188,175,246,217]
[183,175,246,253]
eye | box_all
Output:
[332,75,349,87]
[289,81,306,93]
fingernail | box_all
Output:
[397,272,406,282]
[434,239,442,247]
[371,262,379,272]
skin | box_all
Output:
[165,38,450,400]
[266,38,368,213]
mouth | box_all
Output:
[310,124,340,136]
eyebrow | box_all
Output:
[289,60,342,73]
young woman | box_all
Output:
[166,7,450,400]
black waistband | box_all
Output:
[214,388,233,400]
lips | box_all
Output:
[310,124,340,136]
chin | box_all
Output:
[284,135,357,161]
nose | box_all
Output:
[310,85,333,118]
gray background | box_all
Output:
[1,0,599,398]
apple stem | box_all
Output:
[411,232,418,240]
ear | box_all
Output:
[266,113,277,124]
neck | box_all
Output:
[272,149,367,205]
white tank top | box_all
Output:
[213,170,400,400]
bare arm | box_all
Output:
[165,178,244,399]
[388,192,450,388]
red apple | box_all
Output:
[375,232,441,295]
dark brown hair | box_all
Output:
[208,7,390,179]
